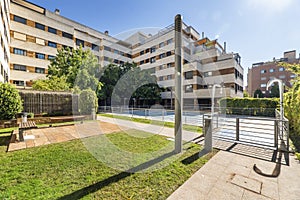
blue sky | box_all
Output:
[29,0,300,85]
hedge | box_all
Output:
[219,97,279,117]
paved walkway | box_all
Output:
[97,116,201,143]
[167,150,300,200]
[8,121,125,151]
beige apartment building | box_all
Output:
[0,0,10,83]
[8,0,243,107]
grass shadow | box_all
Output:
[57,150,176,200]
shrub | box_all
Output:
[219,97,279,117]
[0,83,23,120]
[79,89,98,115]
[296,153,300,161]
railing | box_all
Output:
[203,112,289,152]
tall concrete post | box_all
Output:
[174,14,182,154]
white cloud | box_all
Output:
[246,0,295,13]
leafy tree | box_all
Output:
[48,46,102,91]
[0,83,23,120]
[253,89,264,98]
[270,84,280,98]
[79,89,98,115]
[98,62,162,107]
[32,76,70,91]
[280,62,300,150]
[243,90,250,97]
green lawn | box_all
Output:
[99,113,203,133]
[0,129,215,199]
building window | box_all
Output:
[185,85,193,93]
[159,65,164,70]
[48,27,57,34]
[261,77,267,81]
[104,46,111,51]
[36,53,45,59]
[48,55,55,60]
[290,74,296,78]
[159,53,165,59]
[145,48,150,53]
[35,23,45,30]
[159,42,164,48]
[166,51,172,57]
[159,76,164,81]
[279,75,286,79]
[13,48,26,56]
[269,68,275,73]
[114,49,119,55]
[62,32,73,39]
[140,60,144,65]
[76,39,84,47]
[261,83,267,88]
[167,38,173,45]
[140,50,144,55]
[279,67,285,71]
[167,63,172,68]
[260,69,266,74]
[48,41,57,48]
[13,64,26,71]
[13,80,25,86]
[150,46,156,53]
[14,15,27,24]
[204,71,212,77]
[35,67,45,74]
[185,71,193,80]
[167,75,172,80]
[150,57,156,63]
[92,44,99,51]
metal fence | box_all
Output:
[18,90,79,115]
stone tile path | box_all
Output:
[167,150,300,200]
[8,121,125,152]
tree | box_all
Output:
[243,90,250,97]
[48,46,102,91]
[79,89,98,115]
[280,62,300,150]
[254,89,264,98]
[98,62,162,107]
[270,84,280,98]
[0,83,23,120]
[32,76,70,91]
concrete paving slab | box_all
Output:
[231,174,262,194]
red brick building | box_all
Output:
[247,50,298,97]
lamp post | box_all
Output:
[174,14,183,154]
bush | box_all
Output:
[79,89,98,115]
[296,153,300,161]
[219,97,279,117]
[0,83,23,120]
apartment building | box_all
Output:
[129,24,244,107]
[247,50,298,97]
[9,0,131,87]
[9,0,243,108]
[0,0,10,83]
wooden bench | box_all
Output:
[18,121,37,142]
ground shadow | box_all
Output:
[253,142,290,177]
[181,149,210,165]
[57,150,176,200]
